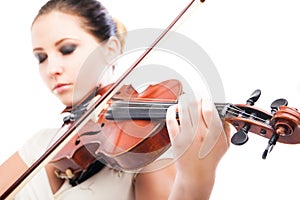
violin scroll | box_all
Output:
[271,106,299,136]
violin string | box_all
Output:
[108,101,270,124]
[111,101,261,120]
[111,100,177,107]
[217,104,269,123]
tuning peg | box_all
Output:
[246,89,261,106]
[231,124,250,145]
[231,90,260,146]
[270,98,288,114]
[262,134,279,159]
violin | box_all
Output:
[48,79,300,184]
[3,82,299,199]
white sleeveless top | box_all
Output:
[15,129,136,200]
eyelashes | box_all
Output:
[34,44,77,64]
[34,53,47,64]
[60,44,77,55]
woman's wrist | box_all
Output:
[169,170,216,200]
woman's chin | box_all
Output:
[57,90,95,108]
[57,94,78,108]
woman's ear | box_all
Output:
[104,36,121,64]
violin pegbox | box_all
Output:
[230,89,262,146]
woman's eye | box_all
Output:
[34,53,47,64]
[60,44,77,55]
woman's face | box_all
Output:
[31,11,106,107]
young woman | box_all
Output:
[0,0,230,199]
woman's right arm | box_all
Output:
[0,152,28,196]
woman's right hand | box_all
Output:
[0,152,28,197]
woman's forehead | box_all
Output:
[31,11,86,47]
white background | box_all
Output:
[0,0,300,199]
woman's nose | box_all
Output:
[47,57,64,76]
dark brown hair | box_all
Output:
[33,0,118,43]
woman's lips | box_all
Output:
[53,83,72,94]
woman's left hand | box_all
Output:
[166,94,231,199]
